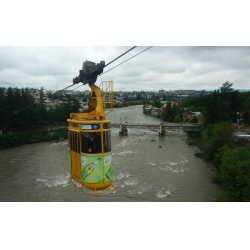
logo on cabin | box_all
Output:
[104,156,111,165]
[92,125,100,130]
[81,124,100,130]
[81,157,86,164]
[81,125,91,130]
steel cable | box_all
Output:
[1,46,151,120]
[104,46,137,68]
[71,46,153,92]
[0,84,75,120]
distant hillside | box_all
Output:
[238,89,250,92]
[204,89,250,93]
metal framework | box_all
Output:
[99,81,114,115]
[110,122,203,131]
[69,177,114,194]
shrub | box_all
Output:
[186,131,202,139]
[53,128,68,139]
[194,151,203,158]
[214,144,250,201]
[190,116,198,123]
[0,128,69,148]
[213,191,237,202]
[0,132,27,148]
[186,139,195,145]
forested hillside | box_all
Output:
[0,87,80,133]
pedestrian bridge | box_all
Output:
[110,122,203,132]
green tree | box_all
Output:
[205,123,214,140]
[203,90,231,125]
[39,87,48,125]
[210,122,236,143]
[203,122,236,161]
[136,93,141,101]
[153,100,161,108]
[0,87,5,106]
[219,81,233,93]
[47,108,56,124]
[61,94,81,122]
[12,88,24,129]
[22,88,41,130]
[189,116,198,123]
[1,87,16,132]
[174,115,181,122]
[219,82,240,122]
[53,106,64,124]
[243,97,250,125]
[214,144,250,201]
[0,87,41,132]
[165,101,172,121]
[168,115,174,122]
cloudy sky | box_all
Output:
[0,46,249,92]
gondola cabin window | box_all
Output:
[103,130,111,152]
[69,130,80,154]
[81,131,111,154]
[81,132,102,154]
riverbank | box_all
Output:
[194,146,229,202]
[184,130,221,184]
[0,127,68,149]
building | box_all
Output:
[44,102,60,110]
[149,108,165,118]
[239,125,250,134]
[233,132,250,140]
[182,111,202,121]
[233,132,250,146]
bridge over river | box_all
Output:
[110,122,203,135]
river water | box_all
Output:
[0,105,221,202]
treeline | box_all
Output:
[162,101,184,122]
[143,100,192,123]
[150,81,250,125]
[0,87,80,134]
[187,118,250,201]
[123,99,150,107]
[0,128,68,149]
[182,81,250,125]
[214,144,250,201]
[154,81,250,125]
[182,82,250,201]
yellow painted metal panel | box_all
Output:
[68,82,114,194]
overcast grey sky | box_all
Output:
[0,46,249,92]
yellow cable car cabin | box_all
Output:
[67,81,114,194]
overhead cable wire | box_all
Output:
[65,47,138,92]
[1,102,37,120]
[1,46,150,120]
[52,83,75,96]
[0,83,75,121]
[70,46,153,91]
[104,46,137,68]
[100,46,153,76]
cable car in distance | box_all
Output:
[68,60,114,194]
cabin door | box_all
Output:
[69,130,81,180]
